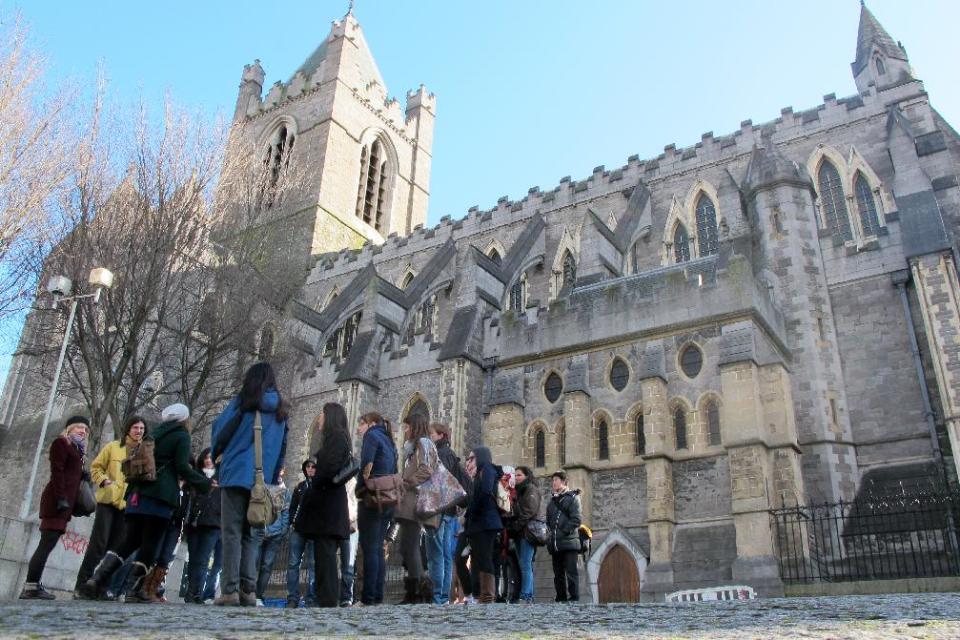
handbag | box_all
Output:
[122,437,157,482]
[524,519,548,546]
[73,478,97,517]
[332,451,360,487]
[246,412,285,527]
[416,441,466,519]
[360,473,404,511]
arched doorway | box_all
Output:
[598,544,640,603]
[402,395,430,423]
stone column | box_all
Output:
[638,346,675,601]
[720,359,784,597]
[562,387,593,526]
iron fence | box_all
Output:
[771,491,960,583]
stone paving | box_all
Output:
[0,593,958,639]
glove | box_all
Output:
[56,499,71,511]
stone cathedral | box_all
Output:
[5,5,960,601]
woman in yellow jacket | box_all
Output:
[73,415,146,597]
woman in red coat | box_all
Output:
[19,415,89,600]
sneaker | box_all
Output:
[213,592,241,606]
[463,595,476,605]
[255,598,264,607]
[19,583,55,600]
[239,591,258,607]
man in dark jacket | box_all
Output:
[285,458,316,607]
[546,471,581,602]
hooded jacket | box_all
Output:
[546,487,582,554]
[133,420,211,509]
[211,388,288,490]
[465,446,503,534]
[90,439,128,510]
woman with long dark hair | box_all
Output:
[394,413,438,603]
[210,362,288,607]
[73,415,145,597]
[355,411,397,606]
[295,402,352,607]
[184,448,221,604]
[20,416,90,600]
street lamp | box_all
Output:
[19,267,114,520]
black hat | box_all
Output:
[65,415,90,429]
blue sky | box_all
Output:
[1,0,959,376]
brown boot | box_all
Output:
[142,566,167,604]
[398,577,419,604]
[478,572,496,604]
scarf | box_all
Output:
[68,433,86,457]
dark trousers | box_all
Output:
[311,536,340,607]
[115,514,169,568]
[399,519,423,580]
[75,504,126,586]
[551,550,579,602]
[186,527,221,599]
[467,529,496,588]
[357,505,392,604]
[220,487,257,596]
[454,532,476,597]
[26,529,63,583]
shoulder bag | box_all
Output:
[524,519,549,546]
[246,412,286,527]
[415,439,466,519]
[332,449,360,486]
[73,468,97,517]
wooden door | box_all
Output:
[597,544,640,603]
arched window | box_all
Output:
[257,324,275,360]
[609,358,629,392]
[509,277,525,313]
[674,406,687,450]
[399,272,415,290]
[561,251,577,291]
[487,248,503,265]
[324,327,342,358]
[405,397,430,423]
[419,295,437,340]
[673,224,691,263]
[875,57,886,75]
[355,137,392,232]
[706,400,721,446]
[534,429,546,468]
[556,422,566,465]
[597,419,610,460]
[262,125,295,208]
[340,311,361,359]
[817,160,853,242]
[635,412,645,456]
[630,241,641,274]
[695,194,719,257]
[854,172,881,238]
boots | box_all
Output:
[142,566,168,604]
[418,575,435,605]
[478,572,496,604]
[77,551,123,600]
[398,577,420,604]
[123,562,152,604]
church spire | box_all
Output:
[852,3,913,93]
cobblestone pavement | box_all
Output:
[0,593,958,639]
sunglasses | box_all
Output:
[466,455,476,461]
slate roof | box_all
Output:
[852,4,908,76]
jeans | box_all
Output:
[286,531,315,604]
[338,531,358,606]
[157,518,183,569]
[518,537,536,601]
[26,529,62,584]
[109,551,136,595]
[425,515,456,603]
[256,533,285,599]
[357,505,393,604]
[220,487,258,595]
[551,550,579,602]
[186,527,220,599]
[75,504,126,587]
[202,539,223,601]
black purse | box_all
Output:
[332,451,360,486]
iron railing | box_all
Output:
[771,490,960,583]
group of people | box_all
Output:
[19,361,586,606]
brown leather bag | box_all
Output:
[360,473,404,511]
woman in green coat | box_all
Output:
[80,403,211,603]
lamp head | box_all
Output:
[46,275,72,298]
[88,268,114,289]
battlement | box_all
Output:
[406,84,437,114]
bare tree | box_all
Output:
[32,95,311,444]
[0,15,75,345]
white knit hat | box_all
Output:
[161,403,190,423]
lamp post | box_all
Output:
[19,267,114,520]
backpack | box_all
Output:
[122,437,157,482]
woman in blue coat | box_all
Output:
[210,362,288,606]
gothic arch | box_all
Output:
[668,397,693,451]
[625,402,646,457]
[554,418,567,467]
[550,227,580,300]
[847,146,892,238]
[258,114,300,148]
[525,420,549,469]
[807,144,850,231]
[591,409,615,461]
[400,393,432,425]
[397,267,417,290]
[319,286,340,311]
[355,128,399,234]
[483,239,507,265]
[685,179,722,258]
[696,391,724,448]
[661,195,691,265]
[586,526,648,604]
